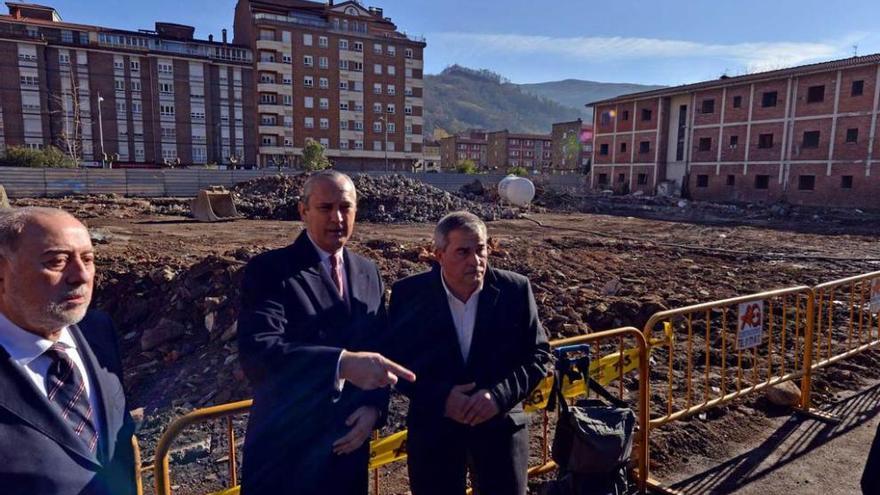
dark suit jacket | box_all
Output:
[388,264,551,430]
[0,311,137,495]
[238,231,387,494]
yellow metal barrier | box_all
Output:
[803,270,880,409]
[151,328,650,495]
[643,286,813,427]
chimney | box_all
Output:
[328,0,334,5]
[221,28,227,44]
[208,34,214,42]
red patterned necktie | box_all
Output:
[44,343,98,453]
[330,254,344,298]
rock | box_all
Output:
[602,278,622,296]
[141,318,187,351]
[150,266,177,284]
[169,436,212,464]
[764,381,801,407]
[220,321,238,342]
[204,312,216,333]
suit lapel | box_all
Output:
[343,249,364,312]
[0,347,101,468]
[292,232,346,312]
[70,323,121,464]
[429,267,467,371]
[466,269,501,370]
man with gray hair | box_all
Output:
[387,211,550,495]
[238,170,415,494]
[0,207,136,494]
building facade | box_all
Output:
[551,119,592,174]
[486,130,551,172]
[0,2,257,167]
[590,54,880,207]
[234,0,426,170]
[439,130,488,170]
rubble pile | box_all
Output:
[231,174,519,223]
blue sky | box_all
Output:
[44,0,880,85]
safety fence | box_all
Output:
[141,270,880,495]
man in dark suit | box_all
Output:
[388,211,551,495]
[863,421,880,494]
[238,170,415,495]
[0,207,136,495]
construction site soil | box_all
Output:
[11,181,880,495]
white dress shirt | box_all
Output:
[306,232,347,393]
[0,311,103,434]
[440,271,482,361]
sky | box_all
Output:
[42,0,880,86]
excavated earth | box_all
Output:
[10,187,880,495]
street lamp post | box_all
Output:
[381,115,389,172]
[96,92,106,168]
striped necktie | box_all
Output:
[44,343,98,453]
[330,254,344,299]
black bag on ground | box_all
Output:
[547,348,636,495]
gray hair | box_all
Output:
[301,170,357,205]
[0,207,73,258]
[433,211,487,251]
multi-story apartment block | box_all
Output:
[234,0,426,170]
[590,54,880,207]
[551,119,593,173]
[487,130,551,171]
[439,130,488,170]
[0,2,257,167]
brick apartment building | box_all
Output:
[590,54,880,208]
[233,0,426,170]
[486,130,551,171]
[439,130,488,170]
[551,119,593,174]
[0,2,257,167]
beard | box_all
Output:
[11,286,91,333]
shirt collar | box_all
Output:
[440,269,482,305]
[0,311,75,367]
[306,231,343,264]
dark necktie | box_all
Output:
[45,343,98,453]
[330,254,344,299]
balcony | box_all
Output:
[256,39,286,51]
[254,12,328,29]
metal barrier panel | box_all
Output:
[126,169,166,197]
[162,170,202,197]
[45,169,88,196]
[85,170,127,195]
[643,286,813,427]
[197,169,235,189]
[150,327,650,495]
[0,168,48,197]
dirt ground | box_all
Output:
[12,194,880,495]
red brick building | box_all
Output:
[439,130,488,170]
[0,2,257,167]
[589,54,880,207]
[486,130,551,172]
[234,0,426,170]
[551,119,593,174]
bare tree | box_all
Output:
[49,67,83,167]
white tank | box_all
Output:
[498,175,536,207]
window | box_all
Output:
[319,78,328,89]
[61,30,73,43]
[701,99,715,114]
[319,98,329,109]
[374,64,382,75]
[798,175,815,191]
[696,175,709,188]
[354,121,364,131]
[304,117,314,128]
[373,43,382,55]
[158,63,173,74]
[351,62,363,72]
[387,104,395,114]
[354,140,363,150]
[852,80,865,97]
[340,120,349,129]
[387,85,396,95]
[282,54,292,63]
[131,81,141,91]
[58,53,70,64]
[729,135,739,147]
[304,55,313,67]
[755,175,770,189]
[841,175,854,189]
[339,39,349,50]
[641,109,652,121]
[303,34,313,46]
[339,60,349,70]
[159,82,173,93]
[761,91,778,107]
[115,101,126,113]
[373,121,383,132]
[726,174,735,186]
[373,141,382,151]
[802,130,820,149]
[303,76,313,88]
[373,103,382,113]
[320,118,329,129]
[617,173,626,183]
[319,57,328,69]
[388,66,396,76]
[282,94,292,105]
[319,36,328,48]
[387,123,396,133]
[159,105,175,116]
[259,29,275,41]
[20,75,38,86]
[114,61,124,70]
[115,80,125,91]
[373,83,382,95]
[304,96,314,108]
[260,114,276,125]
[806,85,825,103]
[130,60,140,71]
[598,173,609,185]
[846,128,859,143]
[404,105,413,115]
[261,135,275,146]
[733,95,742,108]
[131,102,142,114]
[339,80,349,90]
[599,143,609,156]
[619,142,627,153]
[639,141,650,154]
[698,137,711,151]
[353,41,363,52]
[405,48,413,59]
[387,45,396,56]
[622,110,629,121]
[405,68,413,78]
[260,93,277,104]
[758,133,774,149]
[354,102,364,112]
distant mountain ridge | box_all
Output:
[424,65,665,136]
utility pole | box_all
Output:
[383,115,389,172]
[97,92,106,168]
